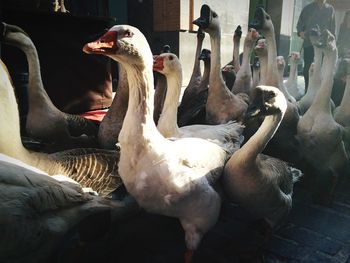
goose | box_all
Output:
[231,28,259,95]
[333,58,350,156]
[296,29,348,204]
[276,55,296,103]
[254,38,268,85]
[83,24,231,263]
[0,58,122,197]
[154,44,171,125]
[249,7,294,103]
[250,7,301,166]
[0,153,135,263]
[193,4,248,124]
[334,58,350,127]
[223,85,302,228]
[297,29,323,115]
[252,56,260,89]
[0,22,99,149]
[153,52,244,153]
[98,64,128,149]
[177,48,211,127]
[177,29,205,126]
[53,0,68,12]
[285,52,305,101]
[223,25,242,74]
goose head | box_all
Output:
[0,22,32,48]
[153,53,182,76]
[161,44,171,53]
[289,52,300,63]
[245,85,287,120]
[254,38,268,57]
[198,48,211,62]
[276,56,285,73]
[193,4,220,33]
[234,25,242,40]
[83,25,152,69]
[249,7,274,33]
[335,57,350,81]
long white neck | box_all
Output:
[286,61,298,85]
[308,47,322,95]
[22,40,57,109]
[309,47,337,113]
[157,70,182,137]
[258,54,268,85]
[238,112,283,164]
[118,62,161,146]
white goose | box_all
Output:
[193,4,248,124]
[83,24,230,263]
[153,52,244,153]
[223,85,302,227]
[0,58,121,197]
[285,52,305,101]
[296,29,348,203]
[232,28,259,95]
[1,22,99,149]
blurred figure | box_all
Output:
[337,10,350,59]
[297,0,335,91]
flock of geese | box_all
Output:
[0,4,349,263]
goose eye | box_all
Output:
[213,12,218,18]
[169,55,174,61]
[266,15,270,20]
[124,30,133,38]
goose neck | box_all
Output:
[338,76,350,110]
[209,29,226,89]
[264,31,279,87]
[118,63,160,144]
[157,72,182,137]
[239,112,283,163]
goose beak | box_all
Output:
[249,7,264,30]
[153,56,164,72]
[83,30,118,55]
[234,25,242,37]
[193,4,211,29]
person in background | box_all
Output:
[297,0,335,91]
[337,9,350,59]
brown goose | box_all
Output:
[83,24,229,263]
[231,28,259,95]
[250,7,301,166]
[98,64,129,149]
[296,29,348,204]
[0,58,122,197]
[177,48,211,126]
[0,22,99,149]
[0,153,136,263]
[177,29,205,125]
[223,85,302,228]
[193,4,248,124]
